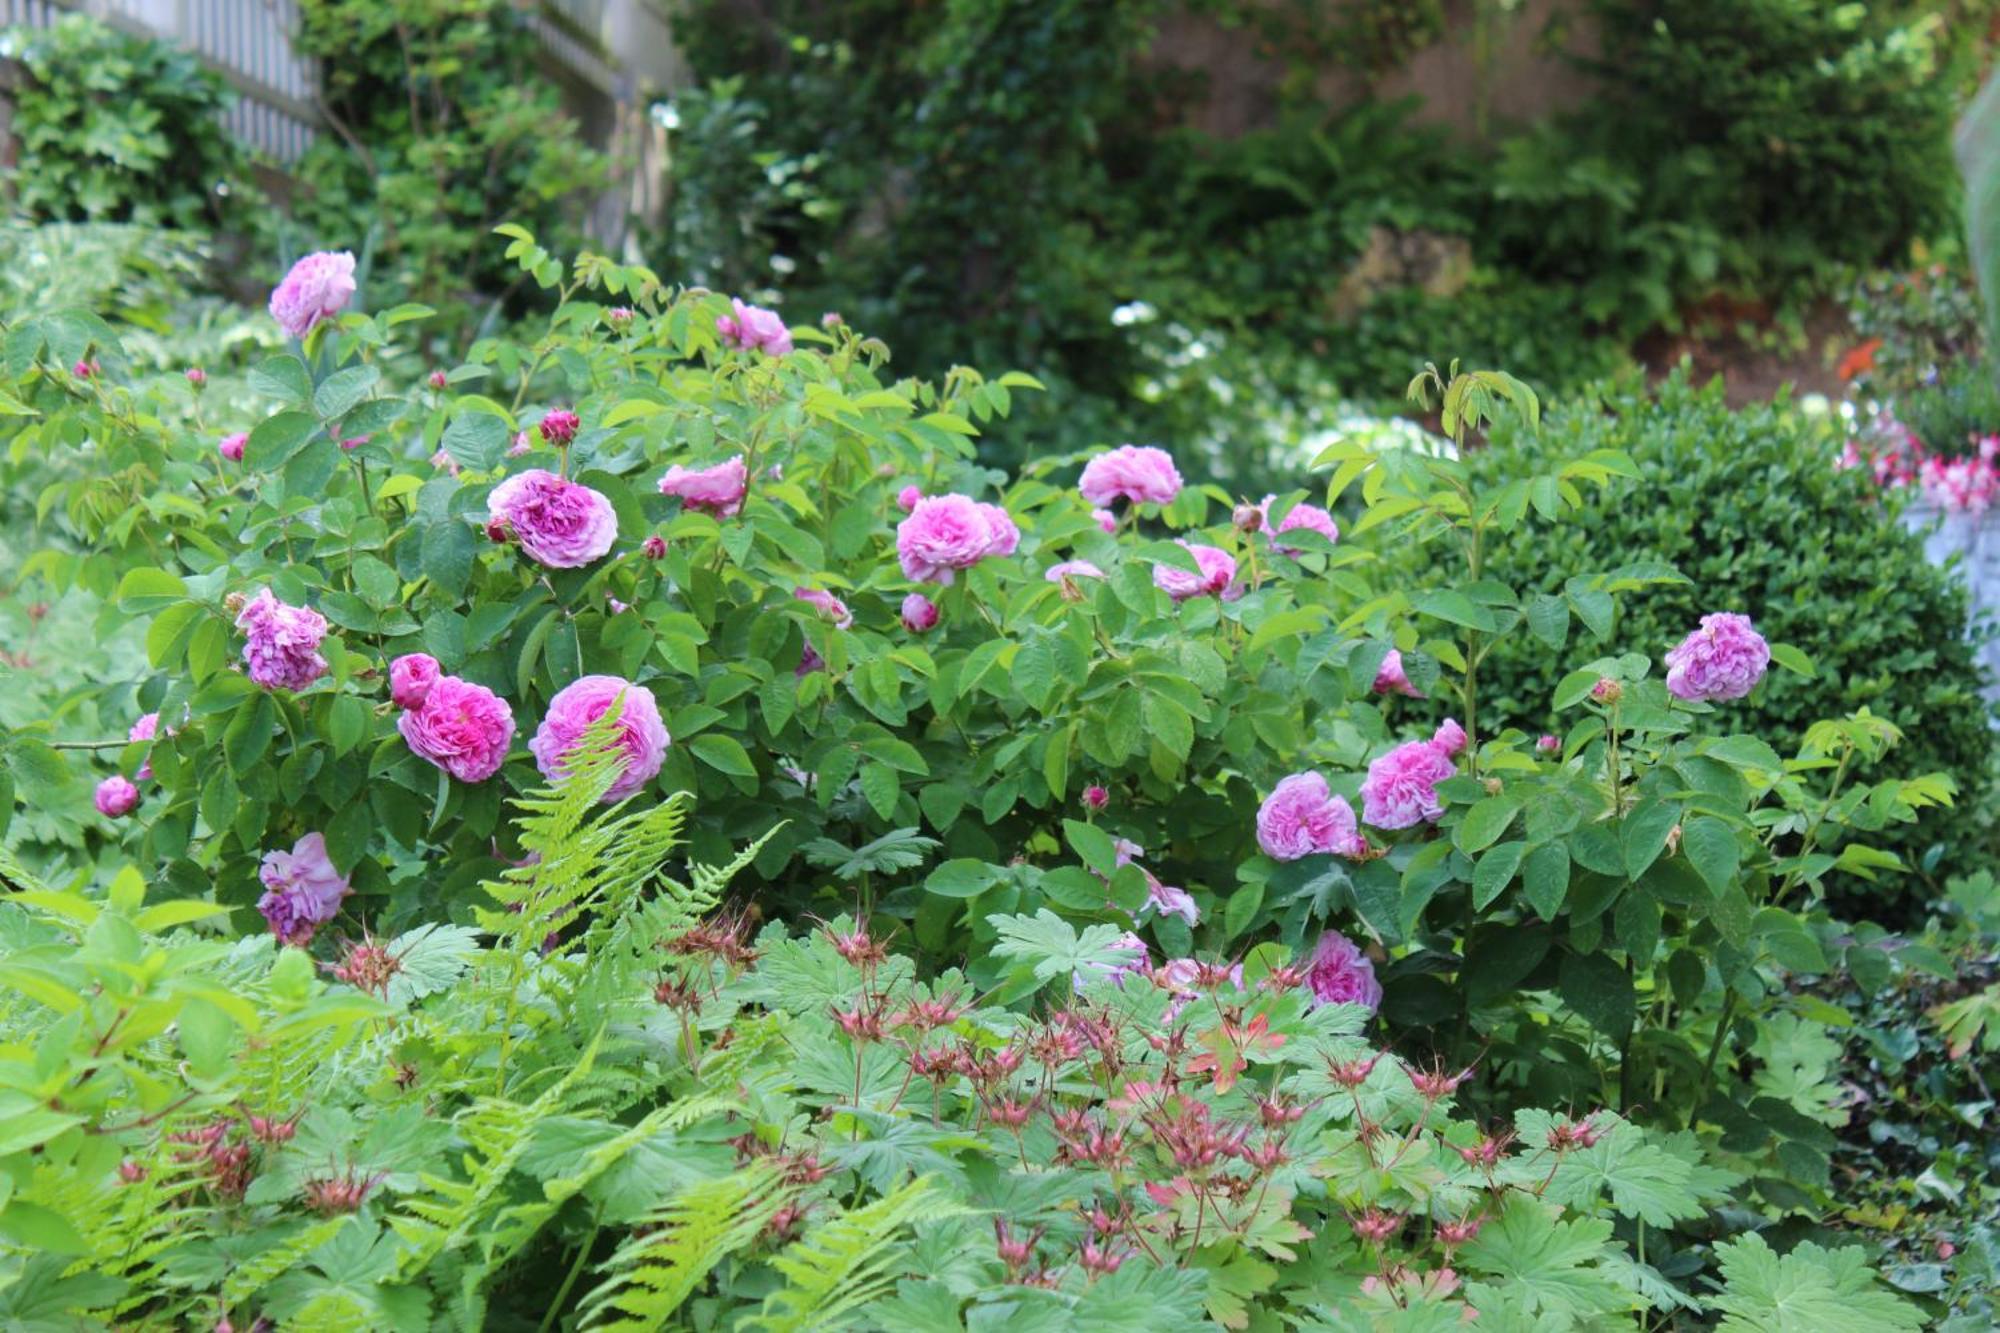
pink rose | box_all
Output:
[257,831,349,946]
[128,711,160,780]
[900,593,939,633]
[487,469,617,569]
[529,675,671,803]
[897,485,922,512]
[1045,560,1104,583]
[1257,772,1367,861]
[978,503,1020,557]
[94,775,140,818]
[1145,878,1200,925]
[1260,494,1339,555]
[509,431,533,457]
[1152,542,1236,602]
[1372,649,1422,698]
[1537,733,1561,754]
[1306,933,1382,1011]
[268,251,356,339]
[236,588,329,692]
[1091,508,1117,533]
[658,457,749,518]
[219,432,247,462]
[795,586,853,630]
[398,675,516,783]
[1082,784,1108,810]
[1664,613,1771,702]
[538,409,580,446]
[1432,718,1467,757]
[1360,738,1458,830]
[1079,445,1182,508]
[716,298,792,356]
[897,494,1001,585]
[1074,931,1151,991]
[390,653,440,710]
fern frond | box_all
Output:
[739,1177,966,1332]
[578,1163,791,1331]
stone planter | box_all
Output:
[1899,501,2000,700]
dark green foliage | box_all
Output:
[3,16,246,231]
[1461,373,1996,879]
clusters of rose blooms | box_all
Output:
[92,709,180,820]
[1837,414,2000,514]
[389,653,515,783]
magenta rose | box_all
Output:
[94,775,140,818]
[1257,772,1367,861]
[1091,507,1117,533]
[1360,738,1459,830]
[219,432,247,462]
[658,457,749,518]
[1152,542,1237,602]
[794,586,854,629]
[1079,444,1182,508]
[897,494,1000,585]
[900,593,939,633]
[538,409,580,446]
[236,588,329,692]
[390,653,440,710]
[1372,649,1422,698]
[268,250,356,339]
[398,675,516,783]
[1664,612,1771,702]
[487,469,617,569]
[1306,933,1382,1012]
[257,832,349,946]
[897,485,922,512]
[128,711,162,780]
[977,503,1020,557]
[529,675,671,803]
[1261,494,1340,554]
[716,298,793,356]
[1432,718,1467,757]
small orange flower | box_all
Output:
[1837,338,1881,382]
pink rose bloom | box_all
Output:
[1372,649,1422,698]
[1079,445,1182,508]
[1082,784,1109,810]
[509,431,533,457]
[1114,837,1144,868]
[390,653,440,710]
[1145,877,1200,925]
[529,675,671,803]
[795,586,853,629]
[339,435,370,452]
[398,675,516,783]
[429,448,460,477]
[257,831,349,946]
[716,298,792,356]
[1152,542,1236,602]
[1091,507,1117,533]
[1664,613,1772,702]
[900,593,939,633]
[538,409,580,446]
[236,588,329,692]
[1537,734,1561,754]
[1257,772,1367,861]
[977,503,1020,557]
[1046,560,1104,583]
[94,775,140,818]
[1306,933,1382,1011]
[1074,931,1151,991]
[1260,494,1339,554]
[1157,958,1244,993]
[268,250,356,339]
[897,485,922,512]
[897,494,999,585]
[487,469,617,569]
[219,432,247,462]
[1432,718,1467,757]
[1360,738,1458,830]
[128,712,160,780]
[658,457,749,518]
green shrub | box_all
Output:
[1456,372,1997,881]
[1,15,246,231]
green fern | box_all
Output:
[740,1177,967,1332]
[579,1163,792,1330]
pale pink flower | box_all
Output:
[219,432,247,462]
[657,457,748,518]
[1536,734,1561,753]
[1152,542,1236,601]
[268,251,356,339]
[94,775,140,818]
[1145,878,1200,925]
[1360,738,1458,830]
[128,712,161,780]
[1306,933,1382,1011]
[978,503,1020,557]
[236,588,328,692]
[185,367,206,387]
[487,469,617,568]
[1432,718,1467,757]
[508,431,533,457]
[1664,613,1771,702]
[795,586,853,629]
[529,675,670,803]
[257,831,349,946]
[429,448,460,477]
[1260,494,1339,554]
[1372,649,1422,698]
[1157,958,1243,993]
[900,593,939,633]
[1257,772,1367,860]
[716,298,792,356]
[1046,560,1104,583]
[1091,508,1117,533]
[390,653,440,710]
[398,675,515,782]
[1079,445,1182,508]
[897,494,1000,584]
[1075,932,1151,991]
[897,485,922,512]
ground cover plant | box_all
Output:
[0,228,1988,1326]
